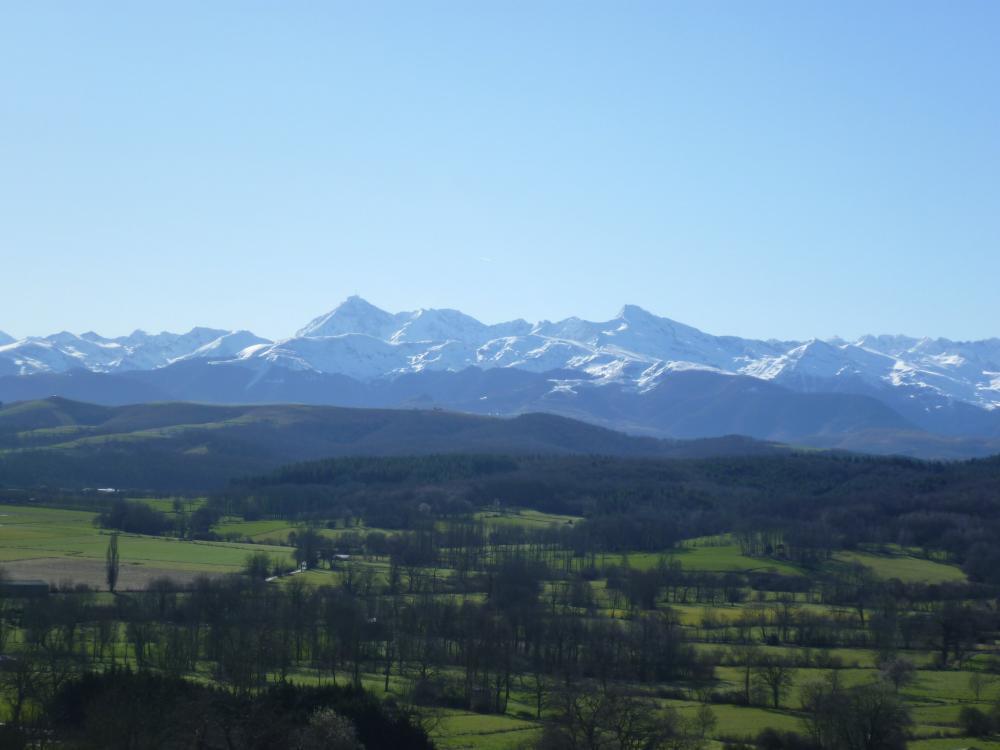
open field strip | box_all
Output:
[909,740,1000,750]
[474,508,583,529]
[832,549,966,584]
[600,544,808,576]
[431,711,542,750]
[0,502,295,587]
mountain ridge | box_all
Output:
[5,297,996,410]
[0,397,788,490]
[3,297,998,458]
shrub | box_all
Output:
[959,707,993,738]
[755,728,819,750]
[96,498,172,535]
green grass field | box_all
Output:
[0,502,987,750]
[473,508,582,529]
[0,503,295,588]
[600,543,807,577]
[910,739,1000,750]
[432,711,542,750]
[833,549,966,584]
[214,518,301,541]
[214,517,398,544]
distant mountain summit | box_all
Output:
[297,296,531,346]
[2,297,999,458]
[297,295,406,339]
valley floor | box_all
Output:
[0,501,994,750]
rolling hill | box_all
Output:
[0,397,786,491]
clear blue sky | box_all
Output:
[1,2,998,342]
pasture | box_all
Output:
[0,503,294,588]
[0,500,994,750]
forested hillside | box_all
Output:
[0,397,784,489]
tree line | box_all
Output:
[213,452,1000,582]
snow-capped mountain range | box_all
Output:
[4,295,998,410]
[3,297,999,457]
[0,327,270,377]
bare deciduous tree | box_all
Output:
[754,656,796,708]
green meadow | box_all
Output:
[832,549,966,584]
[0,501,994,750]
[0,503,294,587]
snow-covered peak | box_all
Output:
[0,326,246,374]
[741,339,898,386]
[250,333,417,380]
[531,305,779,371]
[390,307,487,344]
[488,319,534,338]
[171,330,272,364]
[616,303,658,321]
[296,296,404,339]
[532,316,603,343]
[79,331,110,343]
[45,331,87,346]
[854,334,922,356]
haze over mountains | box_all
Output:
[3,297,999,458]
